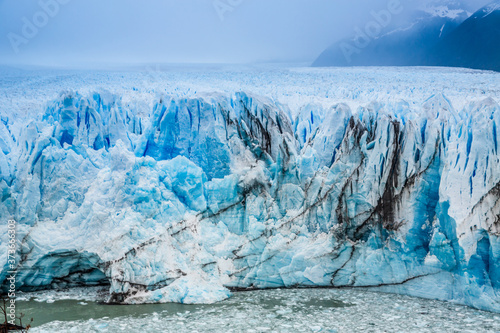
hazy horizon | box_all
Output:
[0,0,492,68]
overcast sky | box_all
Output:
[0,0,492,67]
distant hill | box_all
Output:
[429,2,500,71]
[312,1,500,71]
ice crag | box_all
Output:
[1,89,499,312]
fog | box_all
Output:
[0,0,491,67]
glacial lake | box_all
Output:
[14,288,500,332]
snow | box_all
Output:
[1,65,500,313]
[422,5,468,19]
[478,2,500,18]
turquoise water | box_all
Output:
[14,288,500,333]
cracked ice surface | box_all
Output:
[0,65,500,312]
[28,288,500,333]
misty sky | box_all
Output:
[0,0,492,67]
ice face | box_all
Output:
[1,71,499,313]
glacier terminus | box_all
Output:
[0,66,499,314]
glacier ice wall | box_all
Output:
[1,90,499,312]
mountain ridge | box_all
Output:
[312,1,500,71]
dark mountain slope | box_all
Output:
[428,3,500,71]
[313,1,500,71]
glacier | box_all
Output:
[0,67,499,313]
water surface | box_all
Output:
[16,288,500,333]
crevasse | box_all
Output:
[0,91,499,312]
